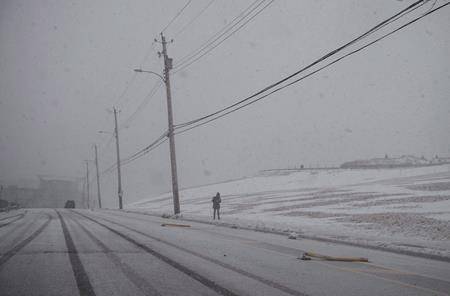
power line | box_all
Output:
[173,0,274,74]
[425,0,439,13]
[174,0,429,130]
[174,0,261,67]
[174,0,216,38]
[174,1,448,135]
[173,0,269,70]
[101,162,117,175]
[101,138,167,175]
[97,0,446,177]
[99,133,115,152]
[174,0,426,128]
[112,72,139,107]
[161,0,193,33]
[123,131,168,162]
[121,138,168,167]
[100,130,169,175]
[120,80,163,129]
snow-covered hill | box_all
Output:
[130,164,450,258]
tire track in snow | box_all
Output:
[0,211,25,221]
[56,210,96,296]
[0,213,51,267]
[72,210,241,296]
[0,213,26,228]
[66,212,162,296]
[0,213,40,252]
[73,210,309,296]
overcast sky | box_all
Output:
[0,0,449,207]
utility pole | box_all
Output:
[94,144,102,209]
[160,32,180,214]
[85,160,90,209]
[82,180,85,208]
[113,107,123,209]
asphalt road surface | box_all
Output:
[0,209,449,296]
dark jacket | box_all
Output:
[212,195,221,209]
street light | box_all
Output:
[134,69,165,83]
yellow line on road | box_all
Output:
[363,262,450,283]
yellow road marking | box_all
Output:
[167,223,449,294]
[363,262,450,283]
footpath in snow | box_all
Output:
[129,164,450,259]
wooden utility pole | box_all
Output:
[82,180,86,208]
[113,107,123,209]
[85,160,90,209]
[94,144,102,209]
[160,32,180,214]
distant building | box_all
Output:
[430,156,450,165]
[340,155,449,169]
[0,185,35,208]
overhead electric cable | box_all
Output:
[174,0,428,129]
[174,0,262,67]
[100,130,169,175]
[112,72,138,107]
[174,0,269,70]
[174,0,216,38]
[101,162,117,175]
[161,0,193,33]
[120,138,168,167]
[99,133,115,152]
[174,1,449,136]
[174,0,266,68]
[120,80,163,129]
[98,0,442,175]
[173,0,274,74]
[123,131,168,162]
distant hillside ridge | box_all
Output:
[340,155,450,169]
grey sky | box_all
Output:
[0,0,449,207]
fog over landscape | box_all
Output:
[0,0,449,208]
[1,2,450,295]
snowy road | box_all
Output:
[1,209,449,296]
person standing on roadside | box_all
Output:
[212,192,221,220]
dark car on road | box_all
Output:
[64,200,75,208]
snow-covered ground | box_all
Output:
[129,164,450,258]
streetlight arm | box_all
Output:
[134,69,165,83]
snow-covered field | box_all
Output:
[130,164,450,258]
